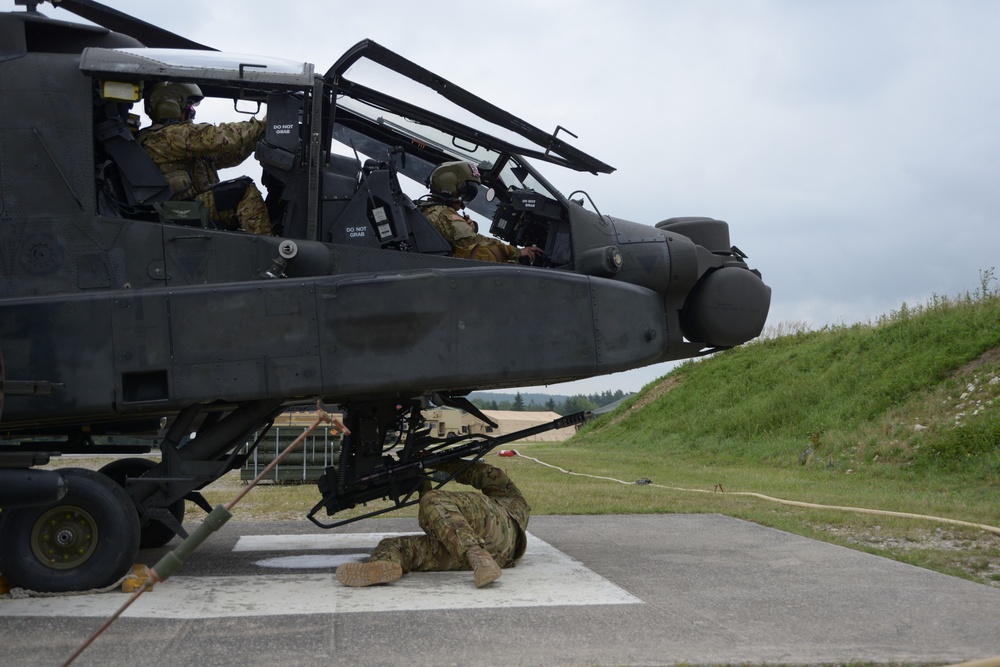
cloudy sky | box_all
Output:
[16,0,1000,394]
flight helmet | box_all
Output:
[428,161,481,203]
[145,82,203,123]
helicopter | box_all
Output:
[0,0,771,593]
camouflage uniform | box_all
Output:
[138,117,271,234]
[419,202,522,262]
[367,459,530,573]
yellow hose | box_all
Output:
[513,452,1000,536]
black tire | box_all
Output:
[0,468,140,592]
[98,458,184,548]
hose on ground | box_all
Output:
[510,451,1000,537]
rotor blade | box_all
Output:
[50,0,216,50]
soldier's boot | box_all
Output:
[466,546,502,588]
[335,560,402,587]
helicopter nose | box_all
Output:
[680,266,771,347]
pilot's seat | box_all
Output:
[94,101,172,219]
[93,100,228,229]
[323,158,452,254]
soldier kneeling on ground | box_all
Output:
[336,458,530,588]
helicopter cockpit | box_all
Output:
[80,46,315,229]
[330,106,577,267]
[80,39,610,270]
[324,40,614,268]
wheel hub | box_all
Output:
[54,528,76,547]
[30,506,99,570]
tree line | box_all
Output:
[471,390,627,415]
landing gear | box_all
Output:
[99,457,184,548]
[0,468,140,592]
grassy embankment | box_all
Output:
[513,273,1000,586]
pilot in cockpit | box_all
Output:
[416,161,542,263]
[138,81,271,235]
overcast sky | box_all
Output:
[17,0,1000,395]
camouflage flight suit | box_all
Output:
[367,459,530,573]
[138,117,271,234]
[419,202,522,262]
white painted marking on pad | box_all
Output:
[254,554,366,569]
[233,532,407,552]
[0,532,640,618]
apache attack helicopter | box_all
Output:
[0,0,771,593]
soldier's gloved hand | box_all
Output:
[518,246,543,264]
[432,458,468,476]
[460,214,478,233]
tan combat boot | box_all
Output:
[336,561,403,587]
[466,546,502,588]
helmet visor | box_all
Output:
[458,181,479,203]
[183,96,201,121]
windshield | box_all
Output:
[336,95,492,164]
[325,40,613,175]
[332,95,565,221]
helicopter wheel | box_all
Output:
[0,468,140,593]
[99,458,185,548]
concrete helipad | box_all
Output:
[2,514,998,666]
